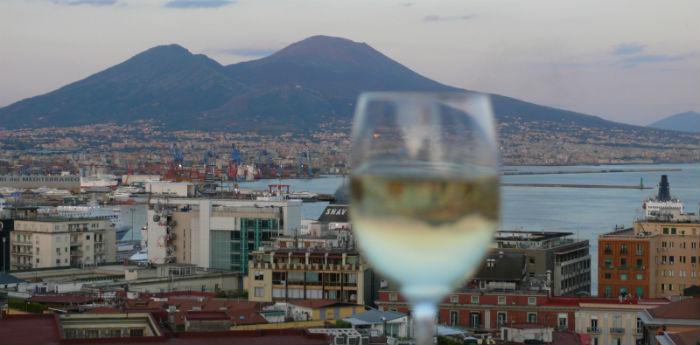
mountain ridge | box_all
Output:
[648,111,700,133]
[0,36,693,139]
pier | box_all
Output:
[502,168,682,176]
[502,183,652,189]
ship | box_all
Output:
[642,175,684,219]
[41,203,133,240]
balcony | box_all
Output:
[587,327,601,334]
[610,328,625,335]
[604,249,613,255]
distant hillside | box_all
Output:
[648,111,700,133]
[0,35,693,140]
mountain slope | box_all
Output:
[648,111,700,133]
[0,36,691,138]
[0,44,245,128]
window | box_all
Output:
[254,271,264,280]
[253,287,264,297]
[389,293,398,301]
[604,258,612,268]
[497,312,507,326]
[604,272,612,279]
[671,228,677,234]
[129,329,144,337]
[636,273,644,280]
[527,313,537,323]
[528,297,536,305]
[592,337,599,345]
[636,287,644,298]
[619,244,627,254]
[636,244,643,255]
[615,338,621,345]
[469,312,480,328]
[450,295,459,304]
[557,314,568,329]
[636,258,643,269]
[620,258,627,268]
[449,310,459,326]
[637,318,643,334]
[620,273,628,281]
[590,319,598,330]
[669,256,675,264]
[604,244,612,254]
[498,296,506,305]
[604,286,612,297]
[471,295,479,304]
[663,227,669,234]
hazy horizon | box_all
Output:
[1,0,698,126]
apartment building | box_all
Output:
[636,218,700,299]
[10,218,116,270]
[495,230,591,296]
[598,228,655,298]
[146,197,302,274]
[599,216,700,299]
[246,248,377,306]
[575,299,668,345]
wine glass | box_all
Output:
[349,92,500,345]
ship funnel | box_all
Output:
[658,175,671,202]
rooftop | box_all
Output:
[496,230,573,241]
[0,314,328,345]
[648,297,700,320]
[666,329,700,345]
[343,309,405,325]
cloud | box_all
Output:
[216,47,276,57]
[164,0,235,9]
[617,53,693,68]
[399,2,413,7]
[53,0,117,5]
[612,42,646,56]
[424,14,477,22]
[610,42,695,68]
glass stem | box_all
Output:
[413,301,437,345]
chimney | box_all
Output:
[657,175,671,201]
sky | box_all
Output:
[0,0,698,126]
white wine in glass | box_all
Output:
[349,92,500,345]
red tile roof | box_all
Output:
[186,311,230,321]
[0,314,59,345]
[649,297,700,320]
[0,315,327,345]
[668,329,700,345]
[552,331,584,345]
[29,294,97,305]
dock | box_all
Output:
[502,168,681,176]
[502,183,652,189]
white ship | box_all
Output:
[80,175,118,192]
[41,203,132,240]
[642,175,684,219]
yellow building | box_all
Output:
[246,248,378,306]
[634,218,700,298]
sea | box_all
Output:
[120,163,700,295]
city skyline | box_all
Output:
[1,0,699,126]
